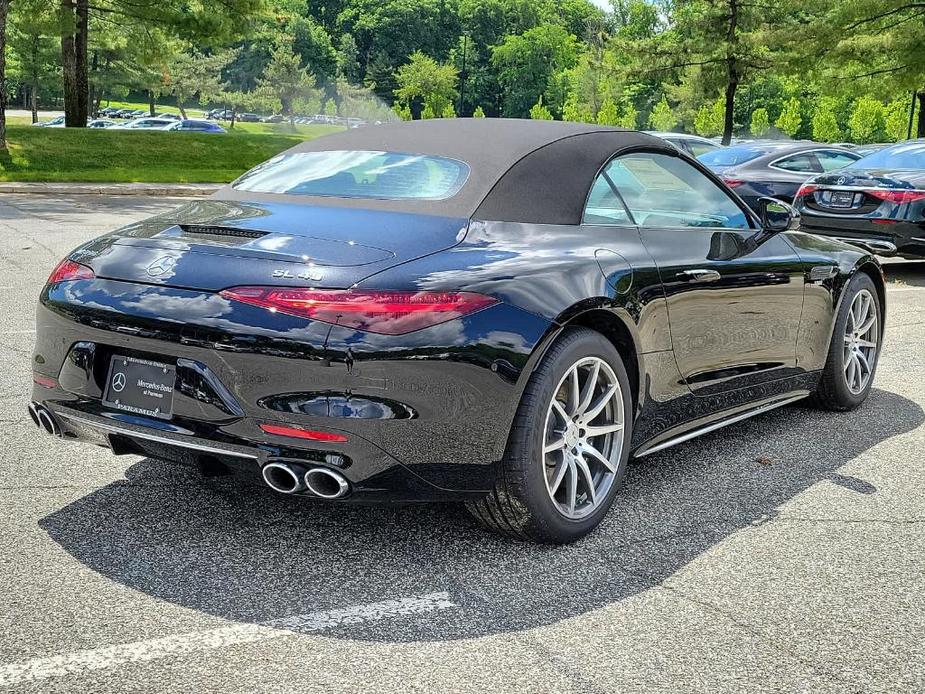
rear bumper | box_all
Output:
[32,279,555,499]
[799,216,925,258]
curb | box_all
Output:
[0,182,222,196]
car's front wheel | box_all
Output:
[467,327,632,543]
[811,272,882,411]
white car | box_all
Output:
[645,131,723,158]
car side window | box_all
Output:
[773,153,820,173]
[687,141,718,158]
[588,152,750,229]
[816,150,858,172]
[582,172,633,225]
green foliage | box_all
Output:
[749,107,770,137]
[848,96,886,144]
[491,24,578,118]
[561,94,593,123]
[529,96,553,120]
[648,95,675,131]
[812,98,842,143]
[472,105,486,118]
[394,51,458,120]
[596,98,620,126]
[884,99,910,141]
[774,97,801,137]
[256,43,317,122]
[618,101,637,128]
[163,50,236,117]
[694,98,724,137]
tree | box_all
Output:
[775,97,801,136]
[336,33,361,83]
[618,100,637,128]
[848,95,885,144]
[0,0,9,148]
[618,0,791,144]
[648,95,676,131]
[394,51,458,120]
[163,50,234,119]
[750,107,770,137]
[529,96,553,120]
[694,97,724,137]
[8,0,58,123]
[472,105,486,118]
[884,99,909,141]
[812,98,842,142]
[597,97,620,125]
[257,43,316,127]
[491,24,578,118]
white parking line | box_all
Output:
[0,591,457,686]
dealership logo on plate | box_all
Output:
[146,256,177,277]
[111,372,126,392]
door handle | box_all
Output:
[676,269,721,282]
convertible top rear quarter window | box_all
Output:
[232,150,470,201]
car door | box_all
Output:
[601,151,806,395]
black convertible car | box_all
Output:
[30,120,884,543]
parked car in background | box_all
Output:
[112,109,136,119]
[155,113,181,121]
[853,143,892,158]
[646,131,722,158]
[87,119,116,129]
[98,107,121,117]
[162,119,227,134]
[112,117,176,130]
[699,141,861,211]
[32,116,66,127]
[262,114,284,123]
[237,112,261,122]
[795,139,925,258]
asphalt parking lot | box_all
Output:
[0,194,923,693]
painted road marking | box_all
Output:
[0,592,457,687]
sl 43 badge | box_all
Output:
[272,268,324,281]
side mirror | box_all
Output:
[758,197,799,233]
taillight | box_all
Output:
[795,184,819,198]
[47,259,94,285]
[219,287,498,335]
[865,189,925,204]
[722,178,745,188]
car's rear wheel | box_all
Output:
[811,272,882,411]
[467,327,632,543]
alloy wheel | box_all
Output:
[843,288,878,395]
[542,356,624,520]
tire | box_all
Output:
[466,327,632,544]
[810,272,882,411]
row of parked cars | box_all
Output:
[33,114,226,134]
[652,133,925,259]
[205,109,369,128]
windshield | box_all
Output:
[232,150,470,200]
[698,146,773,167]
[849,142,925,170]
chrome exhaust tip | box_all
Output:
[30,403,61,437]
[261,462,307,494]
[304,467,350,499]
[27,402,40,428]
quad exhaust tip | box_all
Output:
[261,462,350,499]
[28,402,61,437]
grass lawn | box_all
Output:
[0,123,343,183]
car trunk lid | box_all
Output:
[77,199,469,291]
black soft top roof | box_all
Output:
[214,119,674,225]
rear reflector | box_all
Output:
[260,423,348,443]
[722,178,745,188]
[865,189,925,204]
[795,184,818,198]
[220,287,498,335]
[872,219,899,225]
[32,373,58,389]
[47,259,95,285]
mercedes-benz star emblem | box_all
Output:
[111,372,126,393]
[146,255,177,277]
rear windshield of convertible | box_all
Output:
[231,150,470,200]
